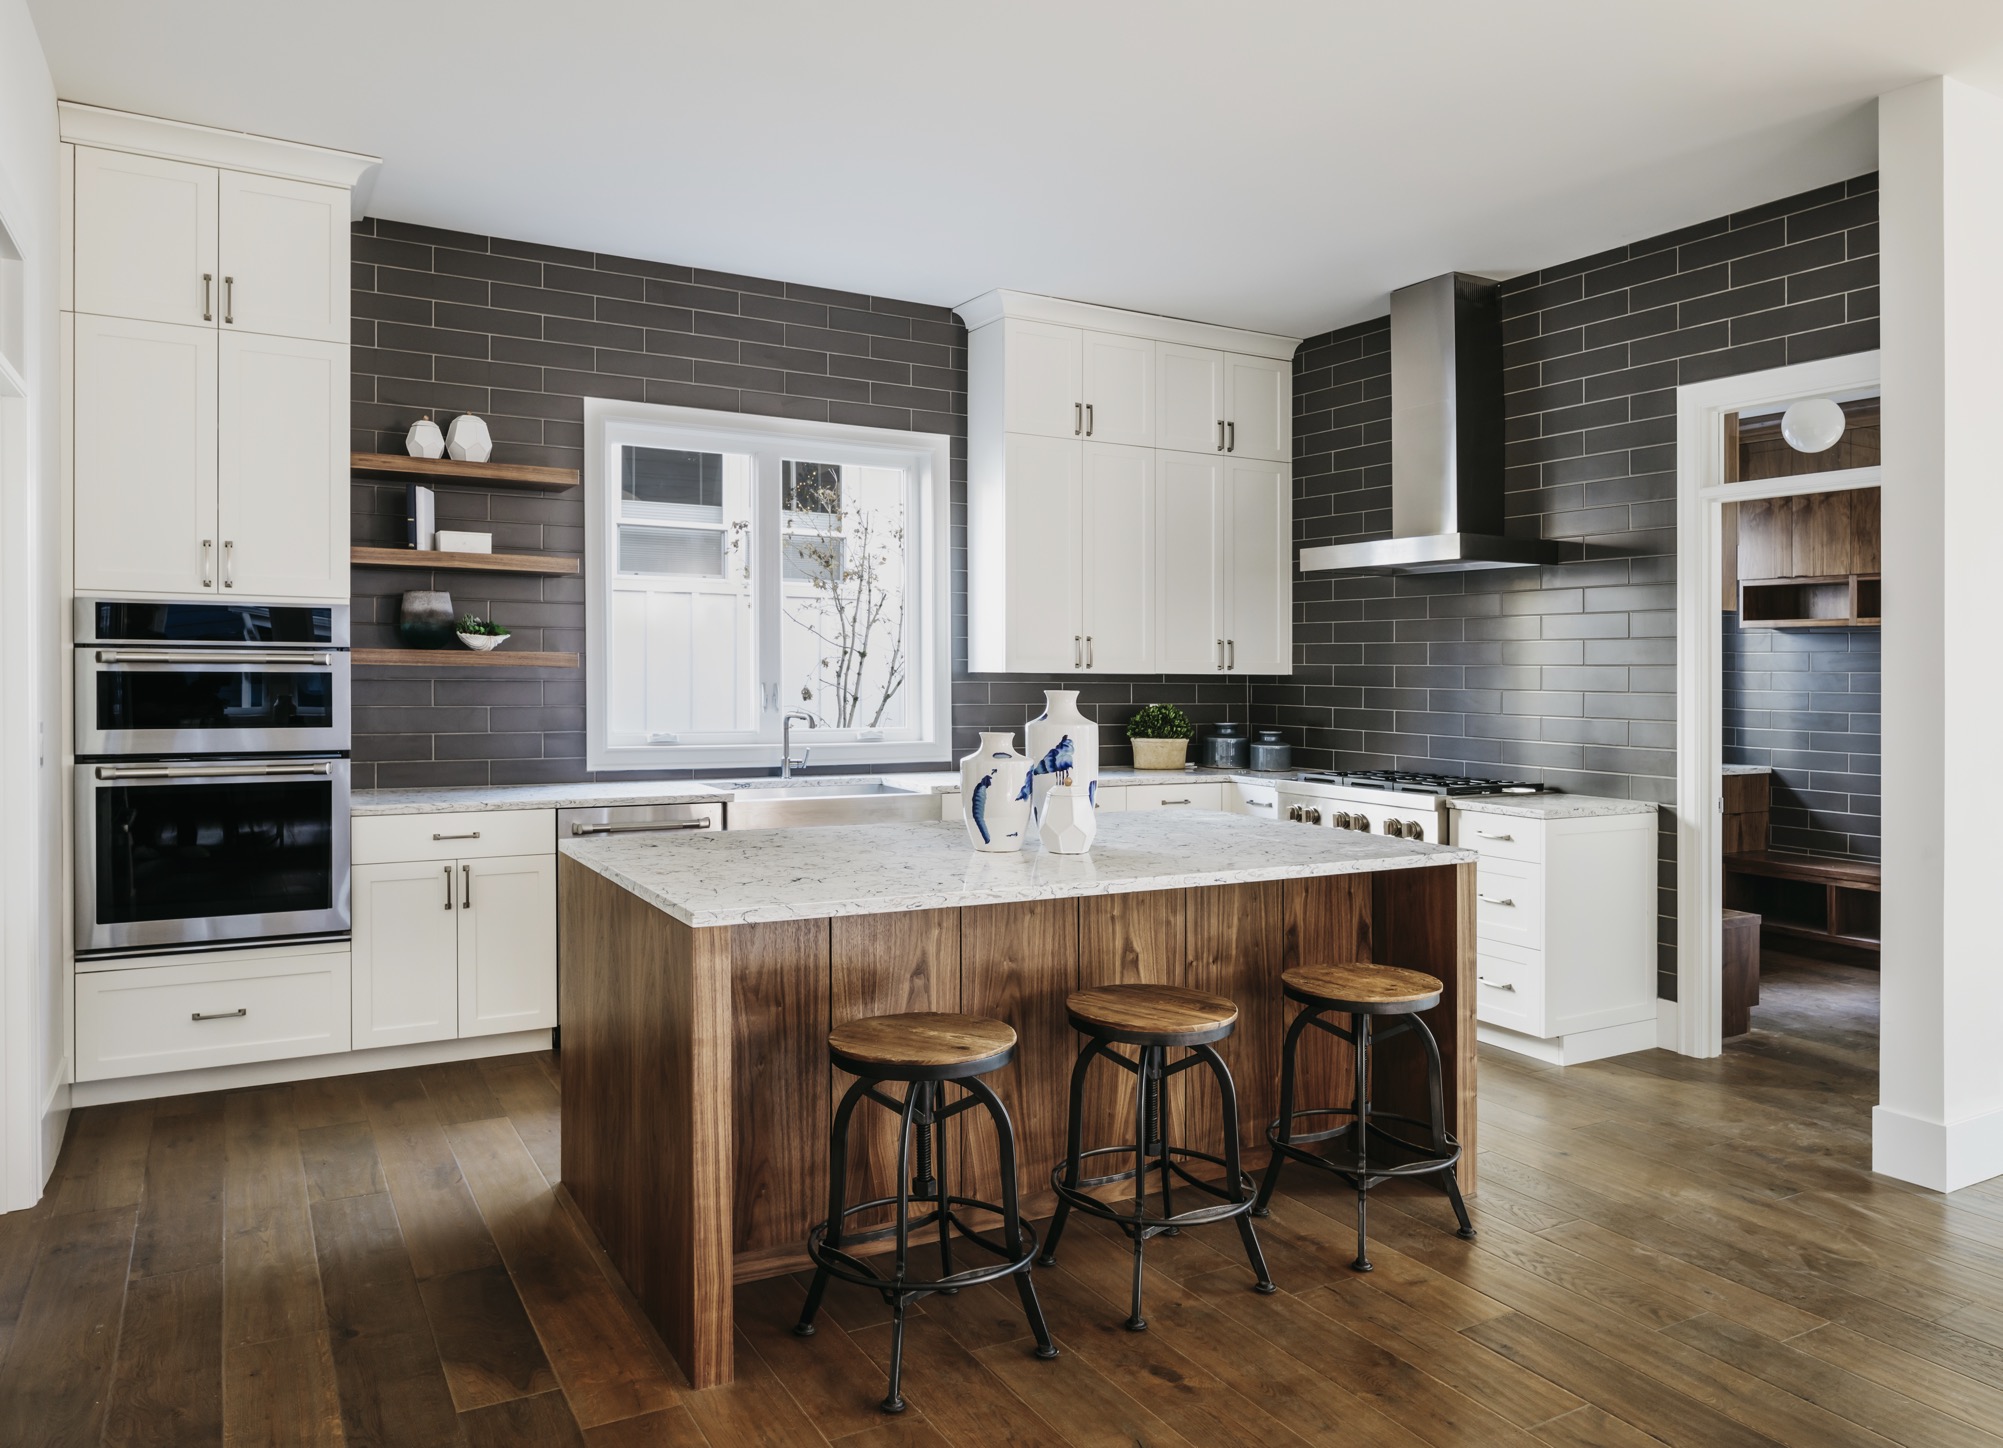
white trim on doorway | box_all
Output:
[1672,349,1881,1059]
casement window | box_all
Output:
[584,399,951,771]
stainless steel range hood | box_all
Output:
[1299,272,1558,574]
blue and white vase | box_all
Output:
[1024,690,1099,821]
[959,732,1032,853]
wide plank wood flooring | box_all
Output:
[7,957,2003,1445]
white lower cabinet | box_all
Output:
[458,854,558,1037]
[352,859,462,1048]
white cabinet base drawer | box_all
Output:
[1473,939,1545,1037]
[1474,856,1545,950]
[353,808,554,864]
[1455,813,1544,863]
[76,946,351,1082]
[1122,781,1224,811]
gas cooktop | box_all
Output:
[1296,769,1554,797]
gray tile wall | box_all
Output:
[1259,175,1880,998]
[348,218,1265,786]
[1722,613,1880,860]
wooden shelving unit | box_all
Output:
[1724,850,1880,958]
[353,648,579,669]
[351,545,580,576]
[1738,573,1880,628]
[350,452,580,491]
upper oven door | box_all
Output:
[75,756,352,955]
[76,646,351,757]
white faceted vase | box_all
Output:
[446,413,494,462]
[1024,690,1099,821]
[959,732,1032,852]
[1038,783,1097,854]
[404,416,445,459]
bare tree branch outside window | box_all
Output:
[783,463,908,729]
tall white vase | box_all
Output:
[1024,690,1099,820]
[959,732,1032,852]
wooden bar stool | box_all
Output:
[1251,962,1473,1271]
[795,1011,1057,1414]
[1037,984,1275,1330]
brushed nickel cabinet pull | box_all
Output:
[443,865,453,910]
[1216,638,1225,670]
[223,275,235,324]
[1478,894,1516,907]
[1074,402,1082,436]
[1073,635,1082,669]
[462,864,472,910]
[222,540,235,589]
[1227,638,1235,670]
[201,539,214,588]
[1085,635,1094,667]
[1159,798,1191,805]
[1085,403,1094,436]
[191,1007,246,1021]
[1247,798,1273,808]
[1478,977,1516,992]
[202,273,213,321]
[432,831,481,841]
[1216,420,1224,451]
[1477,830,1515,841]
[1227,420,1236,452]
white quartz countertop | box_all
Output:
[1449,794,1659,821]
[559,810,1476,927]
[1721,764,1773,776]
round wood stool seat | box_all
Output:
[1281,962,1442,1016]
[827,1012,1017,1081]
[1065,984,1239,1047]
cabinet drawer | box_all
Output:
[1474,940,1546,1036]
[1456,812,1543,863]
[1231,782,1280,818]
[1123,782,1224,812]
[1092,785,1126,812]
[1475,856,1545,950]
[76,946,350,1081]
[353,808,554,864]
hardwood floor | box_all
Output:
[6,959,2003,1446]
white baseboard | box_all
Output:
[1872,1101,2003,1193]
[69,1030,552,1108]
[1478,1017,1659,1067]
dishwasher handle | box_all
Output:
[569,818,715,837]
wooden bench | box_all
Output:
[1723,851,1880,960]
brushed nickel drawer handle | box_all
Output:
[202,273,213,322]
[570,819,713,835]
[1159,798,1192,805]
[462,864,472,910]
[432,831,481,840]
[1477,978,1516,992]
[1477,830,1515,841]
[1074,402,1082,436]
[191,1008,246,1021]
[1247,798,1273,808]
[1216,420,1224,451]
[1227,420,1236,452]
[443,865,453,910]
[223,275,235,324]
[1479,894,1517,907]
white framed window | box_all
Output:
[584,398,952,771]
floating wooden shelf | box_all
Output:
[1738,574,1880,629]
[351,546,580,576]
[353,648,579,669]
[350,452,580,491]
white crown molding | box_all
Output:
[58,102,381,206]
[955,288,1300,360]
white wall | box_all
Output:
[1876,76,2003,1192]
[0,0,64,1212]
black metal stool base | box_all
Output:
[796,1073,1056,1414]
[1252,1006,1473,1273]
[1039,1038,1274,1330]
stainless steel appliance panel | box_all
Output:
[76,646,351,756]
[557,802,725,838]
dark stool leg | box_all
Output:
[1038,1041,1096,1267]
[1194,1043,1276,1293]
[1253,1005,1316,1218]
[1125,1046,1155,1331]
[882,1083,922,1414]
[1412,1013,1476,1240]
[797,1074,871,1337]
[1351,1014,1373,1273]
[925,1083,959,1289]
[963,1075,1059,1360]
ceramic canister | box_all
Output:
[1248,728,1292,772]
[1024,689,1099,820]
[1037,782,1097,854]
[1199,722,1249,770]
[959,732,1032,852]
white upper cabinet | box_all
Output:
[1223,457,1292,673]
[1081,442,1154,673]
[997,432,1084,674]
[1156,451,1224,674]
[1079,331,1155,446]
[73,148,219,329]
[218,332,350,600]
[1157,343,1226,455]
[1225,353,1291,463]
[219,172,350,343]
[1002,319,1084,439]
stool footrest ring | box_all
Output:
[1050,1144,1259,1234]
[804,1192,1040,1298]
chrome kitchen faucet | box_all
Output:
[782,711,816,778]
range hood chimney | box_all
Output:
[1299,272,1558,574]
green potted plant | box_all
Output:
[1126,702,1195,770]
[456,614,511,652]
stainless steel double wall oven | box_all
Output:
[74,600,353,956]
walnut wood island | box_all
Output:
[557,811,1478,1387]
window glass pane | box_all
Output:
[623,447,725,522]
[782,533,843,581]
[619,524,725,578]
[783,460,843,518]
[781,464,910,730]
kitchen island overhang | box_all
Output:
[557,812,1478,1388]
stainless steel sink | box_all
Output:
[721,780,920,798]
[721,780,937,830]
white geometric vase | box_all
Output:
[1024,689,1099,821]
[959,732,1032,853]
[446,413,494,463]
[1038,782,1097,854]
[404,416,445,459]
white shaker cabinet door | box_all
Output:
[73,314,219,596]
[219,171,350,343]
[1155,450,1223,674]
[1225,352,1291,463]
[457,854,557,1037]
[1001,319,1083,440]
[1080,442,1154,673]
[1223,457,1292,674]
[1001,433,1084,673]
[352,861,460,1049]
[1156,343,1225,455]
[1079,330,1154,447]
[73,147,218,328]
[217,332,349,601]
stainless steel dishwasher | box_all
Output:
[557,800,725,840]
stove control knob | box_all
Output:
[1406,819,1425,841]
[1304,807,1322,825]
[1385,819,1406,838]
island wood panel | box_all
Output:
[830,909,961,1235]
[1277,873,1372,1148]
[1366,860,1478,1193]
[1180,881,1287,1164]
[956,898,1080,1217]
[556,859,734,1389]
[1075,891,1187,1177]
[729,919,832,1256]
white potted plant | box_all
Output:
[1126,703,1195,770]
[456,614,511,651]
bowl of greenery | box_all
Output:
[456,615,511,652]
[1127,702,1195,769]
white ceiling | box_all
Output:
[27,1,2003,336]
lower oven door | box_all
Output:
[76,757,351,955]
[77,647,351,756]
